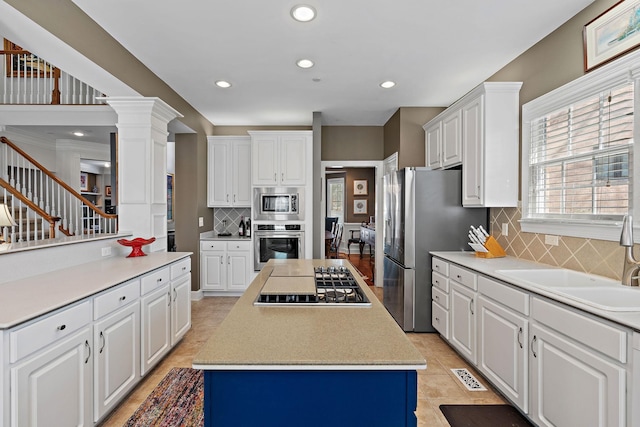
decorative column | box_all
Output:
[104,97,182,253]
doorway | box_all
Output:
[320,160,383,286]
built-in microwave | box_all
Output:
[253,187,304,221]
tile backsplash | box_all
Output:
[490,205,624,281]
[213,208,251,235]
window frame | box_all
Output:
[521,48,640,242]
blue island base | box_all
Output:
[204,369,418,427]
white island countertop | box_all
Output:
[193,259,426,370]
[0,252,192,329]
[431,251,640,331]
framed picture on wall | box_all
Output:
[80,172,89,192]
[105,185,112,197]
[584,0,640,71]
[354,199,367,215]
[354,179,368,195]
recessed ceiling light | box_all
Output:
[73,131,84,137]
[296,59,314,69]
[380,81,396,89]
[291,5,316,22]
[215,80,232,88]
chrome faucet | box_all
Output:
[620,215,640,286]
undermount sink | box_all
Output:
[552,286,640,312]
[495,268,619,288]
[495,268,640,311]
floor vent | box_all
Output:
[451,368,487,391]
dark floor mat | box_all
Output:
[440,404,533,427]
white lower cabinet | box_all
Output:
[200,240,251,294]
[530,297,627,427]
[140,282,171,376]
[2,256,192,427]
[11,326,93,427]
[431,256,633,426]
[449,281,476,364]
[477,295,528,411]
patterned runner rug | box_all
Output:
[125,368,203,426]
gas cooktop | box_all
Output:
[254,266,371,307]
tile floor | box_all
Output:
[100,293,505,427]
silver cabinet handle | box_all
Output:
[119,295,126,302]
[173,288,177,302]
[281,172,284,182]
[57,324,66,331]
[274,173,277,181]
[157,278,163,283]
[99,331,106,354]
[168,291,171,306]
[434,316,440,322]
[531,335,537,358]
[228,255,231,264]
[434,295,439,301]
[233,194,236,203]
[84,340,91,364]
[226,194,229,202]
[517,327,523,349]
[469,298,474,315]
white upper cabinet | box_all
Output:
[207,136,251,207]
[461,82,521,207]
[249,131,311,187]
[423,82,521,207]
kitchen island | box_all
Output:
[193,258,426,427]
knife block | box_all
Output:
[475,236,506,258]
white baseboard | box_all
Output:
[191,289,204,301]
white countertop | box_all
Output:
[0,252,192,329]
[431,251,640,331]
[200,230,252,241]
[193,259,426,370]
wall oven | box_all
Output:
[254,224,304,271]
[253,187,304,221]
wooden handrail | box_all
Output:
[0,136,117,221]
[0,180,63,237]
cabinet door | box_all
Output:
[477,296,528,412]
[462,94,484,206]
[442,110,462,167]
[280,134,307,185]
[425,121,442,169]
[140,284,171,376]
[251,135,279,186]
[530,324,625,427]
[208,141,232,207]
[11,327,93,427]
[171,275,192,346]
[94,302,140,422]
[227,251,250,292]
[450,281,476,364]
[201,251,226,291]
[232,141,252,206]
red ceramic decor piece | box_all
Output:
[117,237,156,257]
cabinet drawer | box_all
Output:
[478,276,529,315]
[141,266,171,295]
[432,271,449,293]
[94,279,140,320]
[450,264,477,290]
[432,286,449,309]
[10,300,92,363]
[532,297,628,363]
[200,241,226,251]
[432,302,449,339]
[432,258,449,276]
[171,257,191,279]
[227,241,251,251]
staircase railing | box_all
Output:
[0,47,106,105]
[0,136,117,243]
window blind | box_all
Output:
[527,83,634,222]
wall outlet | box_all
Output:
[101,247,111,256]
[198,217,204,227]
[501,223,508,236]
[544,234,559,246]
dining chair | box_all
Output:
[327,223,343,259]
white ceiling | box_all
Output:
[66,0,595,127]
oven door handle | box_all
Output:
[255,233,303,239]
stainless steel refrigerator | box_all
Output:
[383,168,488,332]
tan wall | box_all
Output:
[399,107,445,168]
[321,126,384,161]
[485,0,625,279]
[383,110,401,161]
[343,168,376,223]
